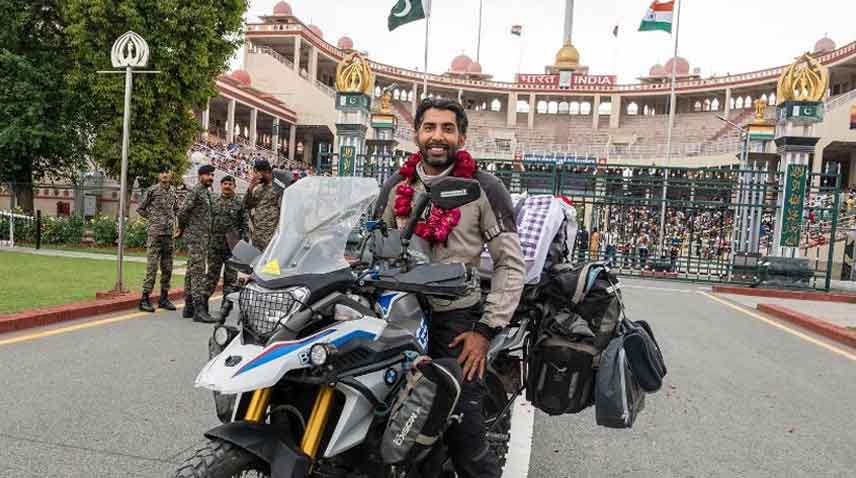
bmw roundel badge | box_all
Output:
[384,368,398,385]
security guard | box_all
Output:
[243,159,282,251]
[137,165,178,313]
[206,175,247,321]
[177,165,216,323]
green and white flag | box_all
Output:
[638,1,674,33]
[388,0,430,31]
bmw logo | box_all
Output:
[384,368,398,385]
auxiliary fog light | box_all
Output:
[213,326,231,347]
[310,343,336,366]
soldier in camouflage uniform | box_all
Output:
[137,165,178,313]
[243,159,283,251]
[177,164,217,323]
[206,175,247,321]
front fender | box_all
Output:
[205,421,311,478]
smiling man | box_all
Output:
[374,98,525,478]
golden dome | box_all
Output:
[554,41,580,69]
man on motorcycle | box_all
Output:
[375,98,525,478]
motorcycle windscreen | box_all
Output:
[253,176,379,282]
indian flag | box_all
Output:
[638,1,674,33]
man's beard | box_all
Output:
[419,142,458,169]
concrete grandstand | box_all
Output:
[190,1,856,187]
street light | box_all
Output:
[97,31,160,292]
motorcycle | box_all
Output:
[175,176,531,478]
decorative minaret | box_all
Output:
[334,52,375,176]
[771,53,828,257]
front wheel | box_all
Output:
[174,439,270,478]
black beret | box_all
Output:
[253,159,272,171]
[221,175,236,184]
[198,165,215,175]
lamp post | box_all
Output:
[98,31,159,292]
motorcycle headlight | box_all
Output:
[238,284,309,338]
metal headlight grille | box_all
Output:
[238,286,300,338]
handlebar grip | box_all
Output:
[401,192,430,241]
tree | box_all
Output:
[65,0,247,209]
[0,1,85,213]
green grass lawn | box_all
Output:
[0,251,150,314]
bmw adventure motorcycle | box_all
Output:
[175,176,530,478]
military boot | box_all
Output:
[182,296,195,319]
[193,296,217,323]
[158,289,177,311]
[139,293,155,313]
[217,298,234,322]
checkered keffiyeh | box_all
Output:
[517,196,553,259]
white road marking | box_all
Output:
[699,291,856,361]
[621,284,702,293]
[503,398,535,477]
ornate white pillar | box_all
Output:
[592,95,601,129]
[506,92,518,127]
[528,94,536,129]
[249,108,258,148]
[225,99,236,143]
[293,37,302,72]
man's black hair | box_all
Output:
[413,97,468,136]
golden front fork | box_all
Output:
[243,388,272,422]
[300,385,336,459]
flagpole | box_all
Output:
[657,0,682,256]
[476,0,484,63]
[422,0,432,99]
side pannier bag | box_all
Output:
[595,331,646,429]
[381,357,462,465]
[545,262,621,349]
[622,318,667,393]
[526,311,599,415]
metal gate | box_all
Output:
[482,160,841,290]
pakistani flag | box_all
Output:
[388,0,429,31]
[638,1,674,33]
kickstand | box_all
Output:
[487,385,525,433]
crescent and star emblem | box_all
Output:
[393,0,413,17]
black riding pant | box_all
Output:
[427,306,501,478]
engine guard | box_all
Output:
[205,421,311,478]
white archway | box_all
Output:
[627,102,639,115]
[582,101,593,115]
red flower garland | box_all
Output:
[394,149,477,244]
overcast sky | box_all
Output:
[238,0,854,83]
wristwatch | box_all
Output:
[472,321,500,341]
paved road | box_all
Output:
[0,279,853,477]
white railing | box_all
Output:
[826,88,856,112]
[0,210,34,248]
[468,139,742,161]
[249,44,293,69]
[315,80,336,97]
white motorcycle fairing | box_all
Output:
[196,316,389,395]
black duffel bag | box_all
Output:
[526,310,599,415]
[622,318,667,393]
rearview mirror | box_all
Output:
[230,239,263,273]
[429,177,481,210]
[272,168,293,193]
